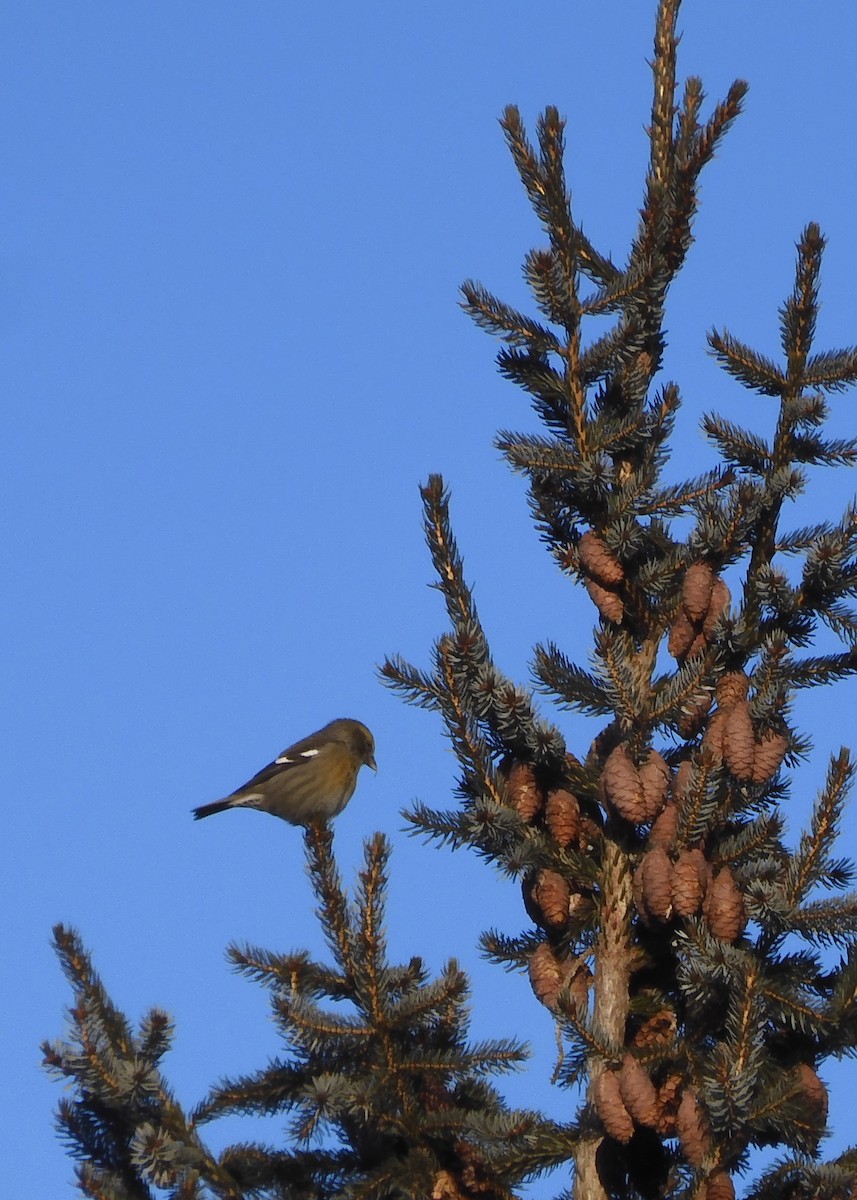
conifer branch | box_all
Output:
[304,824,355,977]
[435,637,505,808]
[495,432,580,474]
[785,750,855,907]
[532,643,615,716]
[707,330,787,396]
[782,223,824,377]
[378,654,445,710]
[690,79,749,173]
[647,0,680,201]
[421,474,477,629]
[460,281,562,353]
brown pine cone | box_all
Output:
[702,577,731,637]
[668,608,698,660]
[795,1063,828,1120]
[503,762,542,822]
[532,869,571,928]
[714,670,750,710]
[578,816,602,853]
[706,1172,736,1200]
[565,750,584,781]
[601,745,646,823]
[545,789,581,847]
[456,1140,494,1196]
[678,691,713,737]
[618,1054,659,1128]
[676,1087,711,1167]
[527,943,569,1011]
[639,750,671,820]
[686,631,709,659]
[672,848,708,917]
[649,802,679,849]
[654,1071,683,1135]
[751,729,789,783]
[592,1070,634,1143]
[579,531,624,585]
[632,1011,677,1052]
[640,847,674,922]
[704,867,746,941]
[683,562,716,623]
[723,701,756,780]
[703,708,729,758]
[671,760,694,803]
[584,577,624,624]
[567,961,593,1012]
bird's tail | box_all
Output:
[193,797,241,820]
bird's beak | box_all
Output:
[368,754,378,772]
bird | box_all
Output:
[193,718,376,826]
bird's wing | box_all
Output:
[228,742,323,796]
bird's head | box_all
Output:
[328,718,377,772]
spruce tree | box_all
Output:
[45,1,857,1197]
[44,829,559,1198]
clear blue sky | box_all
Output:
[4,3,857,1196]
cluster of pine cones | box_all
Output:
[500,546,821,1188]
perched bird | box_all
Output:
[193,718,376,826]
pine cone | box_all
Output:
[649,802,679,849]
[601,745,646,823]
[567,961,593,1012]
[578,818,602,855]
[584,577,624,623]
[796,1063,828,1120]
[671,760,694,804]
[533,869,571,928]
[678,691,712,737]
[715,671,750,710]
[503,762,542,822]
[566,749,583,772]
[751,729,789,783]
[592,1070,634,1143]
[723,701,756,780]
[579,532,624,585]
[706,1172,735,1200]
[676,1087,711,1167]
[704,867,746,941]
[654,1071,683,1135]
[682,561,715,622]
[632,1011,677,1051]
[545,789,581,846]
[703,708,729,758]
[672,848,708,917]
[639,750,671,820]
[640,847,674,921]
[668,609,698,659]
[527,943,569,1011]
[686,631,709,659]
[456,1140,494,1195]
[618,1054,659,1127]
[702,577,731,637]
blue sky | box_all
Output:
[4,3,857,1196]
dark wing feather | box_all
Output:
[228,752,304,797]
